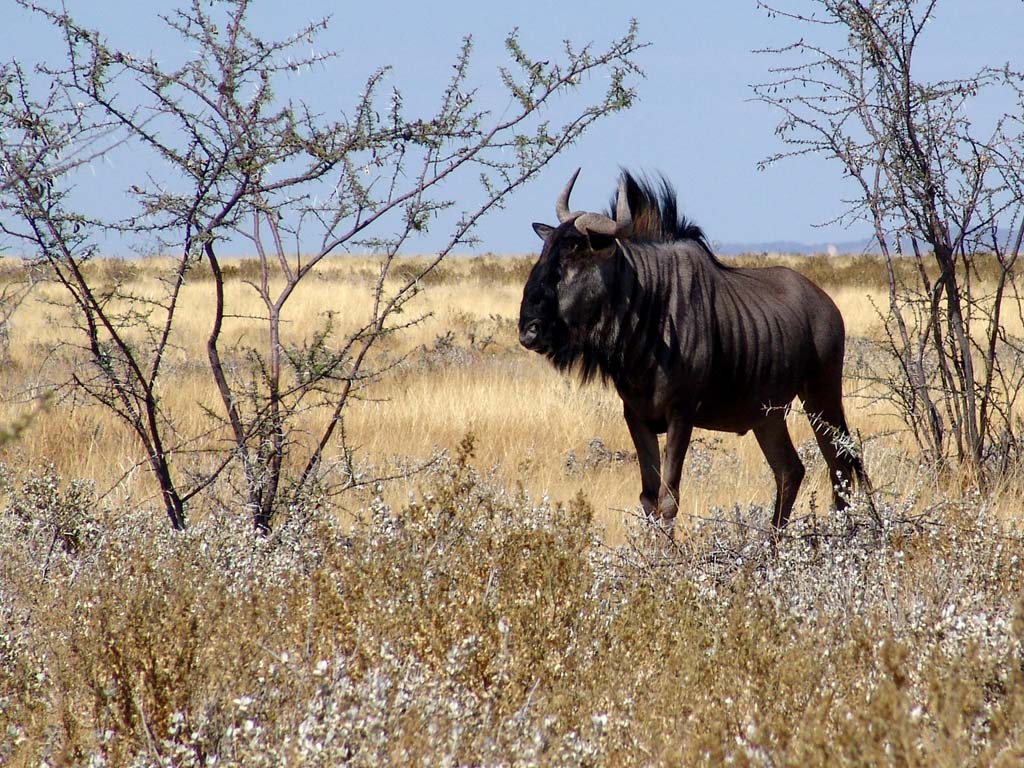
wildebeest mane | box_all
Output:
[548,336,623,387]
[547,170,729,385]
[545,257,667,389]
[609,171,719,259]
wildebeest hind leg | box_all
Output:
[624,405,661,520]
[801,391,865,510]
[753,415,805,528]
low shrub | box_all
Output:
[2,453,1024,765]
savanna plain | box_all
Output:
[3,252,1024,765]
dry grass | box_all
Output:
[4,252,1018,534]
[2,252,1024,764]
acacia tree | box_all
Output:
[755,0,1024,478]
[0,0,644,531]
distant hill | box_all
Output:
[713,237,876,256]
[714,228,1016,256]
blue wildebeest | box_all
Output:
[518,169,868,531]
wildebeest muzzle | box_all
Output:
[519,319,544,351]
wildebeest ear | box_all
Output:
[532,222,555,241]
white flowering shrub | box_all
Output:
[2,444,1024,766]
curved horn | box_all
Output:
[613,174,633,237]
[573,175,635,239]
[555,168,582,223]
[573,212,620,236]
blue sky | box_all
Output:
[3,1,1021,255]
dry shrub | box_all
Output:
[467,256,535,284]
[0,258,43,286]
[179,257,271,283]
[732,252,892,290]
[3,447,1024,765]
[729,252,1018,294]
[390,260,451,287]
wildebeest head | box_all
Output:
[518,169,632,357]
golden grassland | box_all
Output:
[4,252,1024,765]
[1,252,1022,539]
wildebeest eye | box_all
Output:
[560,241,582,260]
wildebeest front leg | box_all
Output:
[753,414,805,528]
[623,405,660,520]
[658,415,694,530]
